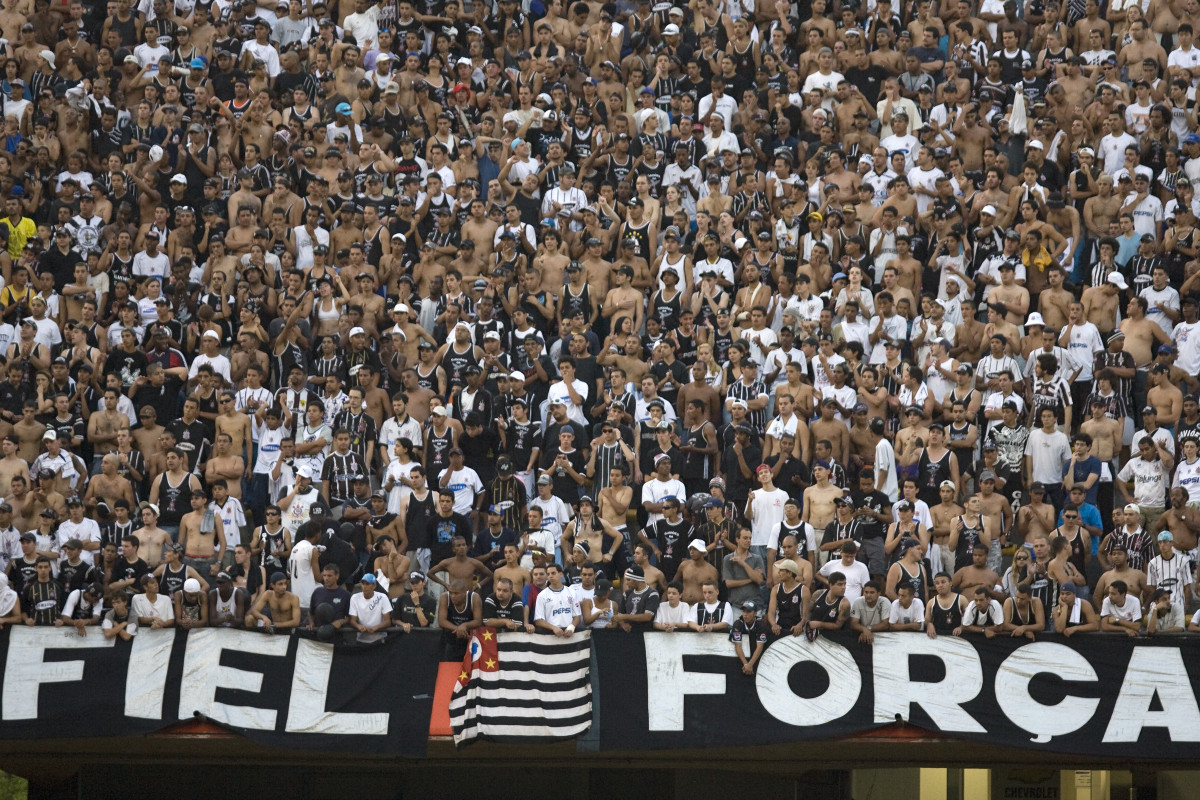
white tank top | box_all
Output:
[657,252,687,292]
[214,589,237,626]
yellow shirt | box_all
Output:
[4,216,35,259]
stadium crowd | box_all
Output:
[0,0,1199,658]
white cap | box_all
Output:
[663,23,680,34]
[348,326,366,337]
[509,371,526,382]
[170,173,187,183]
[688,538,707,551]
[393,303,409,314]
[1026,139,1044,150]
[432,406,448,416]
[484,331,501,340]
[1107,272,1129,290]
[183,578,201,593]
[148,145,164,162]
[202,330,220,340]
[981,204,997,216]
[42,430,56,440]
[297,465,315,479]
[1025,312,1046,327]
[391,232,406,242]
[38,50,54,69]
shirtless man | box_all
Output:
[428,535,494,594]
[929,481,964,569]
[974,478,1012,569]
[1016,483,1057,545]
[952,546,1004,601]
[676,539,720,603]
[134,505,171,567]
[204,433,245,501]
[84,453,136,512]
[372,535,411,600]
[1037,266,1076,331]
[1092,545,1148,609]
[810,399,851,466]
[632,541,667,594]
[598,466,632,536]
[179,491,226,578]
[493,543,532,597]
[802,461,844,534]
[1121,296,1172,370]
[0,437,29,497]
[214,395,252,466]
[1158,487,1200,559]
[87,389,127,461]
[246,572,302,631]
[1083,175,1122,239]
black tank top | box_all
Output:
[405,491,436,549]
[897,560,928,603]
[713,329,734,365]
[775,582,805,630]
[446,590,475,627]
[110,253,134,285]
[1058,527,1088,578]
[954,515,984,572]
[651,290,682,330]
[161,561,187,597]
[440,344,475,390]
[810,588,842,626]
[680,423,711,481]
[1012,598,1036,627]
[931,593,964,634]
[561,285,591,323]
[157,471,193,526]
[622,220,652,260]
[426,426,454,477]
[259,525,287,566]
[415,363,440,392]
[917,449,952,507]
[675,331,698,365]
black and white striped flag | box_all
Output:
[448,630,592,747]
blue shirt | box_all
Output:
[1063,456,1102,506]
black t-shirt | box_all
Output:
[643,517,692,581]
[730,615,769,647]
[310,585,352,621]
[396,593,437,626]
[472,527,518,570]
[482,593,524,621]
[426,511,473,563]
[112,556,149,590]
[850,489,890,541]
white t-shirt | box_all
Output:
[56,518,101,565]
[961,599,1005,627]
[349,591,393,642]
[748,487,789,548]
[534,584,580,628]
[1172,319,1200,375]
[643,478,687,526]
[875,438,898,501]
[1100,593,1143,622]
[131,592,173,621]
[1116,456,1170,508]
[887,597,925,626]
[819,558,871,603]
[288,539,319,610]
[437,467,483,516]
[655,600,693,627]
